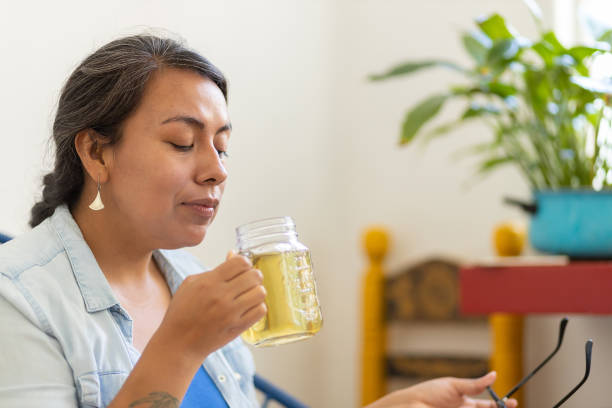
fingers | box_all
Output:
[504,398,518,408]
[473,399,497,408]
[226,250,237,261]
[460,398,493,408]
[462,397,498,408]
[236,283,267,313]
[238,288,268,329]
[218,254,252,281]
[230,268,265,300]
[468,398,517,408]
[461,394,517,408]
[453,371,497,396]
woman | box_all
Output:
[0,35,516,408]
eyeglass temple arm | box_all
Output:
[551,339,593,408]
[486,386,507,408]
[504,317,569,399]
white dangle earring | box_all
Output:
[89,175,105,211]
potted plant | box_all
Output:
[370,0,612,258]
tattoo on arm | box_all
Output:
[128,392,179,408]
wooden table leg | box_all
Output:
[490,314,524,406]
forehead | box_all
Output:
[134,67,228,125]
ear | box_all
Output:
[74,130,111,184]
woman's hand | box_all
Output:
[108,253,266,408]
[155,252,266,360]
[365,372,518,408]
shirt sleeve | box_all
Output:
[0,275,78,407]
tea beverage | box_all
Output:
[241,250,322,346]
[236,217,323,347]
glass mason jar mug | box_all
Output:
[236,217,323,347]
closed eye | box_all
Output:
[170,142,194,151]
[169,142,228,158]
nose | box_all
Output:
[195,144,228,185]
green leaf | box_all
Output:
[532,31,567,66]
[568,45,604,62]
[462,104,501,119]
[477,14,514,41]
[450,86,481,96]
[487,39,521,66]
[418,104,500,145]
[524,69,549,118]
[598,29,612,47]
[369,60,465,81]
[572,60,589,76]
[462,32,489,65]
[420,120,461,144]
[453,141,500,160]
[400,94,449,145]
[532,41,555,66]
[541,31,565,53]
[478,156,514,173]
[486,82,518,98]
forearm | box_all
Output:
[107,330,203,408]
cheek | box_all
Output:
[111,150,190,207]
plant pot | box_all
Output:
[505,189,612,259]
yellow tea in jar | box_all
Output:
[236,216,323,347]
[241,250,323,346]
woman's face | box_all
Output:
[103,68,230,249]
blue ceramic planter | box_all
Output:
[506,190,612,259]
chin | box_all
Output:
[160,227,208,250]
[181,227,209,248]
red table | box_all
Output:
[460,261,612,315]
[459,261,612,405]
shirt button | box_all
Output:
[218,374,226,383]
[234,372,242,381]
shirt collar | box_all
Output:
[49,205,185,312]
[152,250,185,295]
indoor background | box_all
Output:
[1,1,610,407]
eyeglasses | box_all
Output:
[486,317,593,408]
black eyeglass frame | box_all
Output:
[485,317,593,408]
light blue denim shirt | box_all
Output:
[0,205,258,407]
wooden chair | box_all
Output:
[360,227,492,406]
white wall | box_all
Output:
[1,1,611,407]
[332,1,612,407]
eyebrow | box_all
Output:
[161,115,232,134]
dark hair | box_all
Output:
[29,35,228,227]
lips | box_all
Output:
[183,197,219,208]
[182,197,219,218]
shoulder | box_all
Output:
[0,216,84,333]
[0,219,65,279]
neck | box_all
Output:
[71,195,156,286]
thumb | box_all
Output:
[226,250,237,261]
[453,371,497,396]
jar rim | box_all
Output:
[235,216,298,251]
[236,216,294,235]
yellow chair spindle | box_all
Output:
[360,227,389,407]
